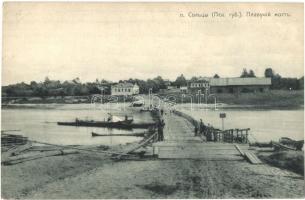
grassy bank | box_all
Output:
[215,90,304,107]
[257,151,304,175]
[158,90,304,108]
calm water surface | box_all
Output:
[175,104,304,142]
[2,103,304,145]
[2,104,153,146]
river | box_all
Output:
[2,104,153,146]
[175,104,304,142]
[2,103,304,145]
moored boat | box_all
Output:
[91,132,146,137]
[57,119,156,129]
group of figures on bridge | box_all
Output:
[152,108,249,144]
[150,108,165,142]
[194,119,249,143]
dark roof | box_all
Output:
[194,77,271,86]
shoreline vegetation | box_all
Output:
[2,90,304,109]
[2,68,304,108]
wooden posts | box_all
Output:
[231,130,234,143]
[245,128,250,143]
[207,128,250,144]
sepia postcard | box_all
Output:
[1,2,304,199]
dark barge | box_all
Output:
[57,120,156,130]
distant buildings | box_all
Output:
[167,85,178,90]
[111,82,140,96]
[180,86,188,93]
[187,77,272,94]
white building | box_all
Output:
[111,82,140,96]
[180,86,188,93]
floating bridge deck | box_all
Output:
[152,111,254,161]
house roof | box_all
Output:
[112,82,137,88]
[194,77,271,86]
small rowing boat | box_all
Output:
[91,132,146,137]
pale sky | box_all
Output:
[2,3,304,85]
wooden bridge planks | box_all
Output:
[235,145,245,156]
[158,153,244,160]
[244,152,262,164]
[155,109,252,160]
[154,142,246,159]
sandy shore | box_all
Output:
[2,144,304,199]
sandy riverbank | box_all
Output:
[2,143,305,199]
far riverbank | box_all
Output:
[2,90,304,109]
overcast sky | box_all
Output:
[2,3,304,85]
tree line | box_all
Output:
[2,68,303,97]
[263,68,303,90]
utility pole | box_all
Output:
[149,88,152,108]
[97,86,105,104]
[197,90,201,105]
[205,83,210,105]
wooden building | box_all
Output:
[188,77,271,94]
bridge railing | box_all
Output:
[172,110,199,127]
[203,128,250,143]
[173,110,250,144]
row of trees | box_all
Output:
[239,68,304,90]
[264,68,304,90]
[2,68,304,97]
[3,76,175,97]
[240,68,256,78]
[3,78,103,98]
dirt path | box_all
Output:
[10,156,303,199]
[2,139,304,198]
